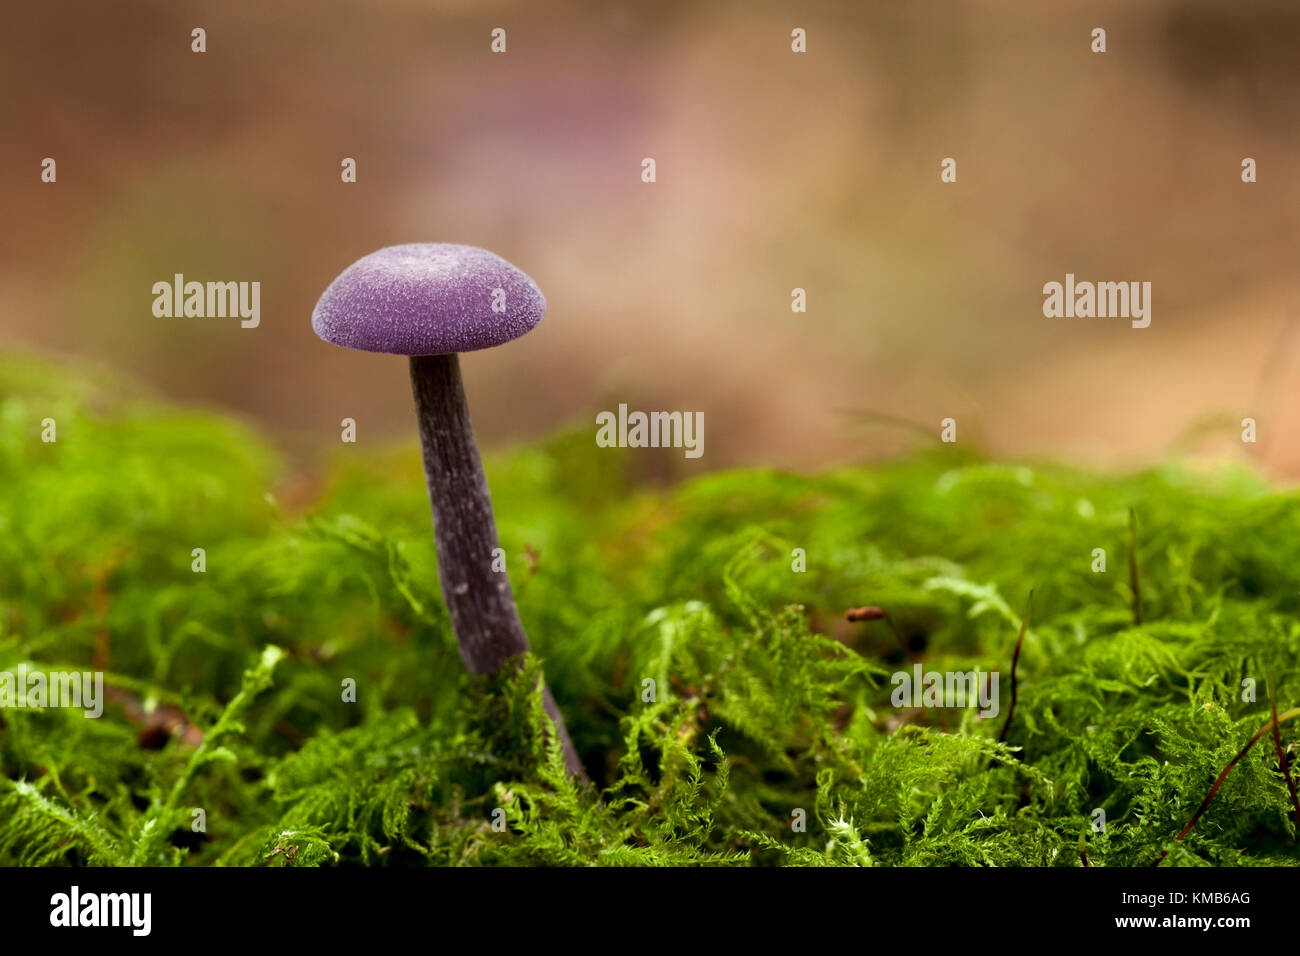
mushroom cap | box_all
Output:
[311,243,547,355]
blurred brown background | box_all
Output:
[3,0,1299,475]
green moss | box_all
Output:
[1,354,1297,866]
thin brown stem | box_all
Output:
[1154,706,1300,864]
[1127,508,1142,626]
[409,353,585,780]
[845,606,912,659]
[997,592,1032,745]
[1268,678,1300,831]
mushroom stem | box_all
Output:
[409,353,585,779]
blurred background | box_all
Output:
[3,0,1299,477]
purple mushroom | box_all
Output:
[312,243,584,779]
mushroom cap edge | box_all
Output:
[311,242,547,355]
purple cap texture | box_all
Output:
[311,243,546,355]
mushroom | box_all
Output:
[311,243,584,778]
